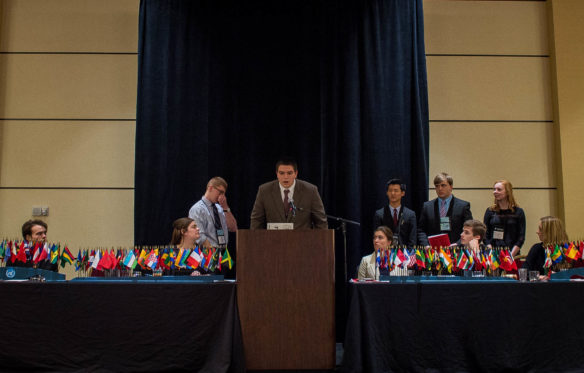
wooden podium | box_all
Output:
[236,229,335,370]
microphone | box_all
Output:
[289,198,297,217]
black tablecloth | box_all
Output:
[342,281,584,373]
[0,281,244,372]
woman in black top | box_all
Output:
[483,180,526,256]
[523,216,568,274]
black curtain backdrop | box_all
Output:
[136,0,428,339]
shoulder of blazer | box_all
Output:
[402,206,416,218]
[452,196,470,208]
[296,179,317,191]
[258,180,279,191]
[424,199,437,210]
[375,206,385,214]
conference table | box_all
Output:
[0,279,244,372]
[342,279,584,373]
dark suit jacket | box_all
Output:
[417,196,473,246]
[250,179,328,229]
[373,206,417,247]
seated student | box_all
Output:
[458,219,487,251]
[373,179,417,247]
[19,219,57,272]
[523,216,568,275]
[169,217,202,276]
[358,226,393,280]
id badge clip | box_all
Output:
[217,229,226,245]
[440,216,451,231]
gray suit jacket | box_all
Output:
[250,179,328,229]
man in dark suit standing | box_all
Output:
[250,158,328,230]
[417,172,473,246]
[373,179,417,247]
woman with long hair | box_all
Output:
[483,180,526,256]
[170,217,201,276]
[523,216,568,274]
[358,226,393,280]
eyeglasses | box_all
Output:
[213,186,226,195]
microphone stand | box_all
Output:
[327,214,360,345]
[326,215,360,283]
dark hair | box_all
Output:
[22,219,47,240]
[373,226,394,244]
[386,178,406,192]
[170,217,195,245]
[275,157,298,172]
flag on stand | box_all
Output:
[489,249,500,271]
[5,241,12,263]
[16,241,27,263]
[32,242,42,263]
[60,246,75,267]
[137,249,148,269]
[221,248,234,270]
[565,242,580,261]
[551,244,563,263]
[456,250,469,270]
[415,248,426,269]
[466,249,474,269]
[50,244,60,265]
[159,248,169,270]
[37,243,49,263]
[91,250,102,269]
[164,248,174,269]
[178,249,190,268]
[499,249,515,271]
[97,250,112,270]
[544,246,553,269]
[186,247,202,269]
[168,249,177,269]
[439,247,453,272]
[146,249,158,270]
[123,250,137,270]
[75,251,83,271]
[174,249,185,268]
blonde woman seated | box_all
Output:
[523,216,568,275]
[358,226,393,280]
[170,217,202,276]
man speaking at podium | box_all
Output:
[250,158,328,230]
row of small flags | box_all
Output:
[543,241,584,271]
[377,246,517,274]
[0,240,73,268]
[376,240,584,274]
[79,246,233,273]
[0,240,233,273]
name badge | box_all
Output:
[493,227,504,240]
[440,216,451,231]
[217,229,226,245]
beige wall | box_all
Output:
[424,0,557,254]
[548,0,584,238]
[0,0,139,279]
